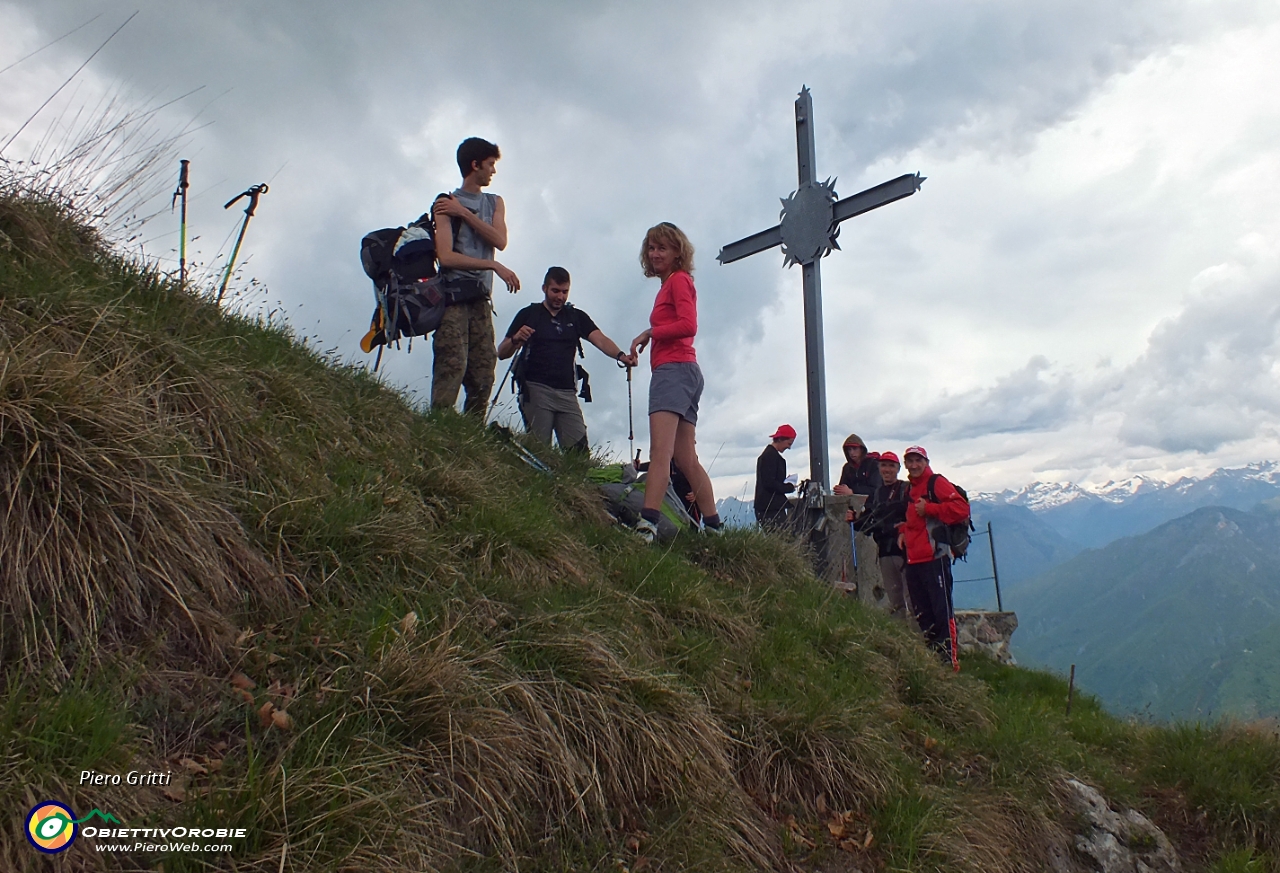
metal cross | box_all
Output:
[719,86,924,490]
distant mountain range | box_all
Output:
[1010,505,1280,721]
[973,461,1280,548]
[717,495,755,528]
[954,462,1280,608]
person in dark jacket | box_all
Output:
[852,451,911,620]
[896,446,970,670]
[834,433,880,498]
[754,424,796,528]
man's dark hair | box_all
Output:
[456,137,501,178]
[543,266,570,287]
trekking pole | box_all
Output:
[625,362,634,462]
[171,159,190,292]
[489,352,519,422]
[216,183,269,307]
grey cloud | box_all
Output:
[1114,278,1280,452]
[873,355,1078,440]
[868,271,1280,457]
[5,0,1276,490]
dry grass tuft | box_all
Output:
[0,201,293,674]
[910,789,1069,873]
[368,614,781,868]
[0,315,287,672]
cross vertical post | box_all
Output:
[795,89,831,490]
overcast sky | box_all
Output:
[3,0,1279,498]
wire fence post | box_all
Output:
[987,520,1003,611]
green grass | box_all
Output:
[2,189,1280,872]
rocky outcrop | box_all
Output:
[954,610,1018,664]
[1050,779,1182,873]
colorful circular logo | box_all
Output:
[26,801,77,853]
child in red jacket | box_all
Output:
[896,446,969,669]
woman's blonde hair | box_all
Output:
[639,222,695,277]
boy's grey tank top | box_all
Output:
[444,189,497,294]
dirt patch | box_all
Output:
[1141,786,1217,871]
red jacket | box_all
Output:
[649,270,698,368]
[898,466,970,564]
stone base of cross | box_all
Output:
[719,86,923,491]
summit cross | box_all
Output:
[718,86,924,490]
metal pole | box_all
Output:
[795,87,817,188]
[800,263,830,490]
[987,520,1003,611]
[172,159,189,292]
[1066,664,1076,716]
[216,183,268,307]
[626,364,635,463]
[488,352,519,422]
[795,89,830,491]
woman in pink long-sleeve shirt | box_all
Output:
[628,223,722,542]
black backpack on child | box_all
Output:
[925,474,976,559]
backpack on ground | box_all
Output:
[925,473,975,559]
[593,463,694,542]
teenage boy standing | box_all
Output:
[431,137,521,414]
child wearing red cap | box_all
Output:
[754,424,796,528]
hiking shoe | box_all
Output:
[633,518,658,544]
[701,523,726,536]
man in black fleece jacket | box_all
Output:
[754,424,796,529]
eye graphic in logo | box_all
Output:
[26,801,77,853]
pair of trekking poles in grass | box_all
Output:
[489,351,637,462]
[170,159,268,306]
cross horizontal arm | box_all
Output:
[833,173,924,225]
[717,224,783,265]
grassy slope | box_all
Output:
[2,194,1279,873]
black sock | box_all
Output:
[703,514,723,529]
[640,508,662,524]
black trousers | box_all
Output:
[754,506,788,530]
[904,557,958,669]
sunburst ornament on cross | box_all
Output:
[719,86,925,490]
[779,176,841,267]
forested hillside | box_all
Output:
[1013,506,1280,721]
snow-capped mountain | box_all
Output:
[1084,475,1165,503]
[973,462,1280,549]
